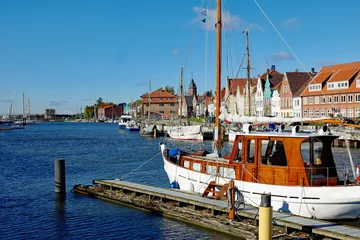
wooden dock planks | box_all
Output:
[89,179,360,239]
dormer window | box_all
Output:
[356,80,360,88]
[328,81,348,90]
[309,84,321,91]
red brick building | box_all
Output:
[141,88,178,119]
[301,61,360,118]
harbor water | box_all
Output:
[0,122,239,240]
[1,122,360,239]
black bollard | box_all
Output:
[54,159,66,194]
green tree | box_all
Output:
[84,105,94,119]
[96,97,103,106]
[164,85,175,95]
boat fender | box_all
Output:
[292,125,300,135]
[170,181,180,189]
[357,166,360,182]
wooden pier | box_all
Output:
[73,179,360,240]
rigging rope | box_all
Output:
[252,0,340,114]
[118,151,161,180]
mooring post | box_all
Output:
[54,159,66,194]
[259,194,272,240]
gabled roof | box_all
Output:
[260,69,281,80]
[293,77,313,97]
[228,78,257,95]
[141,87,176,98]
[141,87,177,103]
[286,72,315,95]
[303,61,360,96]
[268,74,284,89]
[327,69,359,83]
[273,82,282,90]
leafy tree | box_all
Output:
[84,105,94,119]
[96,97,103,106]
[164,85,175,95]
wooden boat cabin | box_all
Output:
[166,125,342,187]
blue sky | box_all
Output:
[0,0,359,115]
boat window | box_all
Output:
[262,140,287,166]
[219,167,235,178]
[235,141,242,162]
[301,140,310,166]
[206,165,216,175]
[192,162,201,172]
[247,140,255,163]
[184,161,190,168]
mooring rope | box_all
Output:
[118,151,161,180]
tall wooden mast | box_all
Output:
[245,28,251,116]
[215,0,222,149]
[179,65,183,125]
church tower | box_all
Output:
[188,74,197,96]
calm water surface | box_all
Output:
[1,122,360,239]
[0,122,240,240]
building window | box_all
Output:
[170,103,175,106]
[159,98,163,101]
[303,110,307,117]
[321,110,326,116]
[348,109,353,118]
[315,96,319,104]
[356,94,360,102]
[348,94,353,103]
[340,95,346,103]
[333,96,339,103]
[315,110,319,117]
[146,103,149,107]
[308,97,313,104]
[321,96,325,104]
[159,111,164,114]
[356,109,360,117]
[160,104,164,107]
[303,97,308,105]
[341,109,346,117]
[327,96,332,103]
[327,109,332,117]
[295,99,300,106]
[357,80,360,88]
[309,110,313,117]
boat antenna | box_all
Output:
[215,0,222,152]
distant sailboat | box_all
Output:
[166,66,203,141]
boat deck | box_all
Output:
[93,179,360,239]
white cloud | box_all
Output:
[273,51,295,61]
[192,6,263,31]
[281,17,297,28]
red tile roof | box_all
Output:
[302,61,360,96]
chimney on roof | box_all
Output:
[311,67,315,74]
[271,65,276,71]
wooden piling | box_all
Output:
[54,159,66,194]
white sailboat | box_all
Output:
[166,66,203,141]
[159,1,360,220]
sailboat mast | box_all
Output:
[215,0,222,148]
[179,65,183,125]
[245,28,251,116]
[148,80,151,122]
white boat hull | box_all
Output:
[160,144,360,220]
[167,125,203,141]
